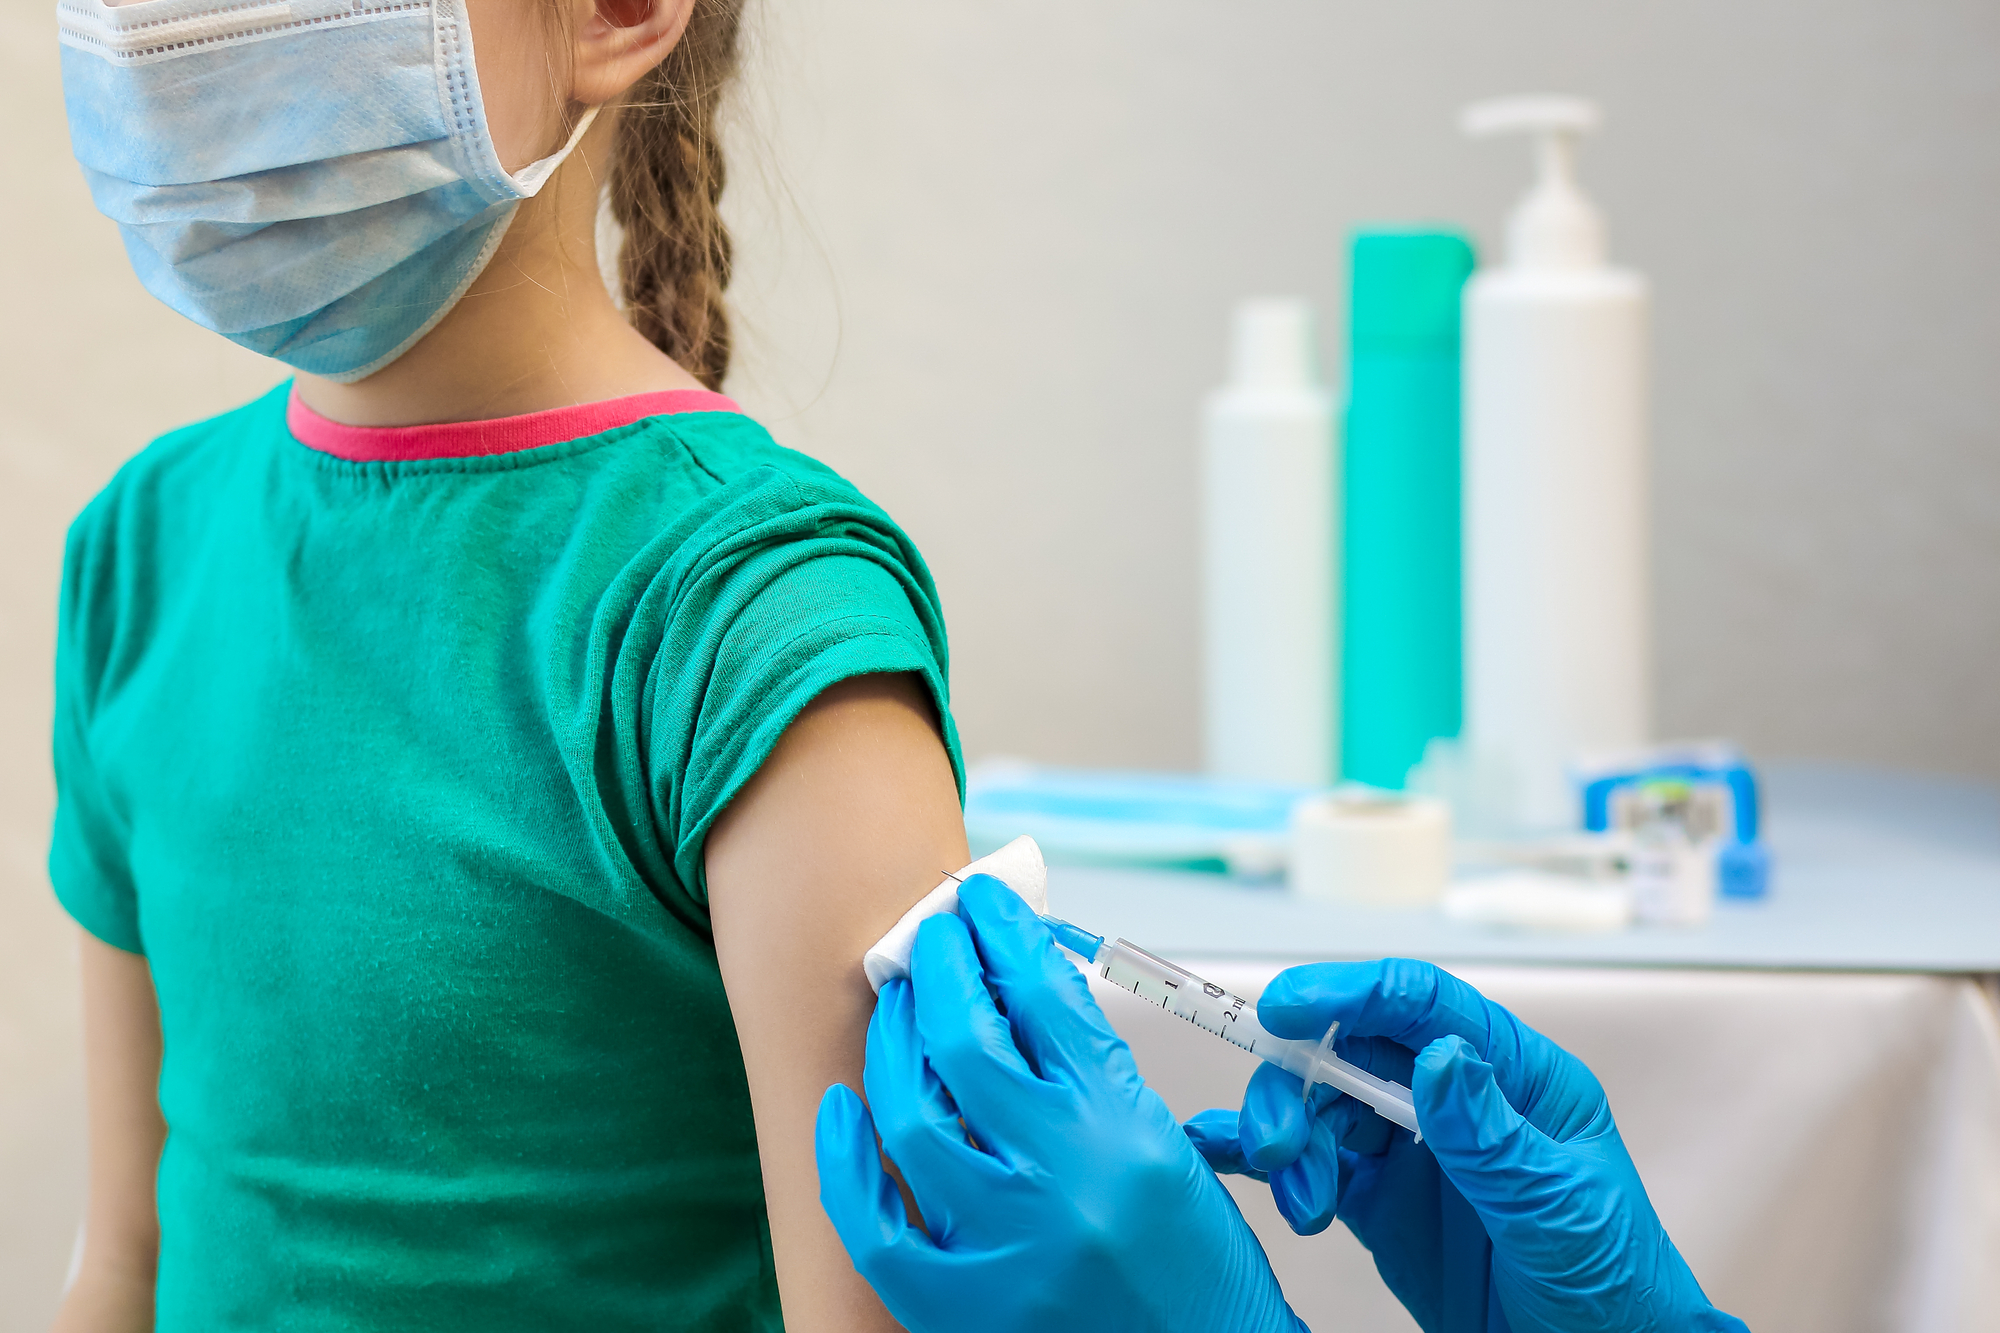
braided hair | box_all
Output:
[607,0,743,391]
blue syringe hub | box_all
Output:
[1038,913,1106,962]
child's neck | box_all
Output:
[292,124,707,429]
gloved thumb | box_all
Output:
[1412,1034,1569,1227]
[1183,1108,1268,1181]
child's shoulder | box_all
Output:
[70,383,287,544]
[645,407,899,526]
[656,407,850,493]
[628,407,930,589]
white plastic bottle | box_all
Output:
[1202,299,1338,788]
[1461,97,1650,831]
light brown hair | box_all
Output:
[605,0,744,391]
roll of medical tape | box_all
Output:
[1289,793,1451,907]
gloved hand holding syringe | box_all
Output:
[1036,912,1421,1138]
[836,839,1749,1333]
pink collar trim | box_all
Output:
[286,386,741,462]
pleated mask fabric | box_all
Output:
[58,0,594,380]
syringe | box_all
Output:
[1040,914,1421,1138]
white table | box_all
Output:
[1055,766,2000,1333]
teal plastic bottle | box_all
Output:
[1341,229,1476,789]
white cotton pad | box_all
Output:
[862,836,1048,992]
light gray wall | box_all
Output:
[721,0,2000,781]
[1,21,286,1323]
[2,0,1996,1322]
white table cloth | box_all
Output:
[1091,963,2000,1333]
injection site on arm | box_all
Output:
[861,836,1048,991]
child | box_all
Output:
[50,0,963,1327]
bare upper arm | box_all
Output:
[52,931,164,1333]
[705,672,966,1333]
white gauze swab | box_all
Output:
[861,836,1047,992]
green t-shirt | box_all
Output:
[49,384,961,1331]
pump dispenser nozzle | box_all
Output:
[1462,95,1606,271]
[1228,297,1319,392]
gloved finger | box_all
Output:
[1313,1036,1411,1156]
[950,873,1137,1088]
[1313,1084,1400,1157]
[815,1084,977,1332]
[907,909,1056,1156]
[815,1083,941,1272]
[1331,1032,1419,1088]
[1183,1108,1269,1181]
[1268,1104,1342,1236]
[1235,1062,1385,1165]
[1337,1092,1398,1157]
[862,979,1012,1239]
[1259,959,1554,1109]
[1411,1034,1578,1235]
[1239,1060,1315,1172]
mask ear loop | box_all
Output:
[512,105,601,195]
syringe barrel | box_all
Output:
[1094,937,1420,1136]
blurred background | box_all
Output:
[4,0,1998,1325]
[716,0,2000,779]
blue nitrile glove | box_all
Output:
[1185,960,1749,1333]
[815,873,1307,1333]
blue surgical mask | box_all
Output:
[58,0,595,381]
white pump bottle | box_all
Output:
[1201,299,1338,787]
[1461,97,1650,831]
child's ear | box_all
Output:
[569,0,694,107]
